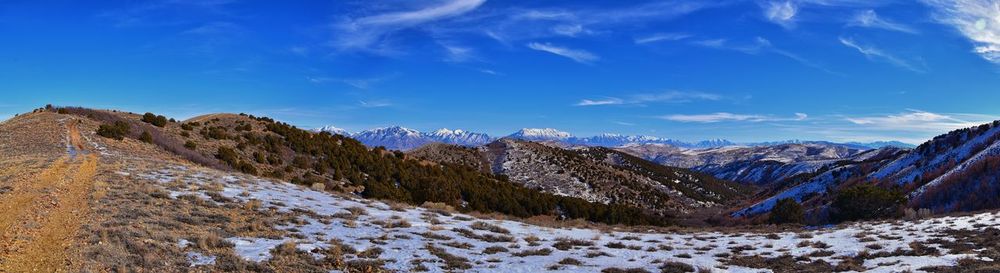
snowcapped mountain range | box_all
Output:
[315,125,914,151]
[316,126,495,151]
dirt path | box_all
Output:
[0,120,99,272]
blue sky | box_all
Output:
[2,0,1000,144]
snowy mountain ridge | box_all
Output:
[317,124,914,152]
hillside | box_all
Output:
[2,108,998,272]
[619,142,869,186]
[48,108,669,227]
[410,139,752,217]
[731,120,1000,224]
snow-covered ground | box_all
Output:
[137,165,997,273]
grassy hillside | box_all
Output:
[57,107,668,226]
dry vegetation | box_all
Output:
[2,107,999,272]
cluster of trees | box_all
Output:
[914,153,1000,212]
[769,198,804,224]
[141,112,169,127]
[216,146,258,175]
[97,121,130,140]
[830,184,906,222]
[200,126,232,140]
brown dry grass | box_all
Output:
[0,116,100,272]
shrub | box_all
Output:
[184,140,197,149]
[235,161,257,175]
[660,261,695,273]
[141,112,168,127]
[181,123,194,131]
[769,198,804,224]
[205,127,230,140]
[216,147,239,166]
[558,258,583,266]
[96,121,130,140]
[831,184,906,222]
[139,131,153,143]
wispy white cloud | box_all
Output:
[694,37,840,74]
[659,112,808,123]
[288,46,310,56]
[551,24,591,37]
[97,0,236,28]
[693,39,730,49]
[576,91,722,106]
[921,0,1000,63]
[839,37,928,73]
[576,97,624,106]
[848,9,918,34]
[456,1,728,44]
[844,110,991,132]
[634,33,691,44]
[440,43,477,63]
[763,1,799,28]
[631,92,723,103]
[526,42,599,64]
[477,68,501,75]
[759,0,895,28]
[660,113,765,123]
[359,100,393,108]
[308,74,396,89]
[333,0,486,53]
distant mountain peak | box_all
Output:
[431,128,469,136]
[314,125,349,135]
[348,126,494,151]
[367,126,421,136]
[509,128,573,140]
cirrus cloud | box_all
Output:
[921,0,1000,64]
[526,42,599,64]
[659,112,808,123]
[839,37,928,73]
[333,0,486,53]
[575,91,723,106]
[848,9,918,34]
[844,110,990,132]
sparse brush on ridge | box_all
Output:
[58,107,229,170]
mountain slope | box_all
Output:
[410,139,751,216]
[731,120,1000,221]
[620,142,867,186]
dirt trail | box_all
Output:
[0,120,99,272]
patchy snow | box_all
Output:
[733,166,852,217]
[226,237,287,263]
[141,165,997,272]
[177,239,192,249]
[873,125,1000,185]
[911,139,1000,198]
[186,251,217,267]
